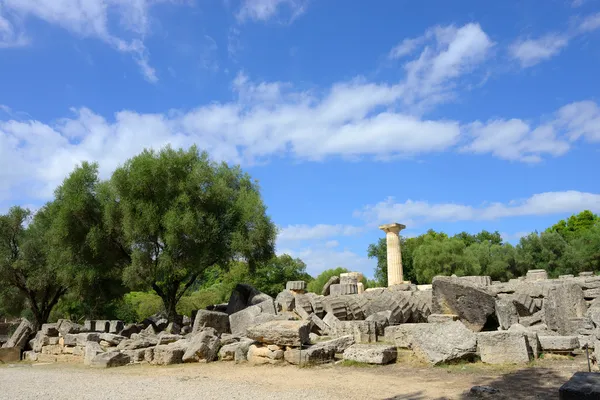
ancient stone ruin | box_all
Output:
[3,222,600,368]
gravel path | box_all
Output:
[0,355,585,400]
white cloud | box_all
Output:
[0,0,179,81]
[236,0,307,23]
[398,23,494,110]
[277,245,375,277]
[356,191,600,226]
[509,34,569,68]
[579,12,600,33]
[509,12,600,68]
[555,101,600,142]
[0,8,29,47]
[278,224,363,241]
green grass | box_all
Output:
[340,359,375,368]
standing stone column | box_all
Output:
[379,223,406,286]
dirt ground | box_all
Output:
[0,352,589,400]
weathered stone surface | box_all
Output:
[119,324,141,338]
[432,276,496,332]
[41,344,63,355]
[90,351,130,368]
[275,290,295,312]
[366,311,391,337]
[0,348,20,362]
[2,318,34,350]
[247,344,284,365]
[286,281,306,291]
[513,294,538,316]
[246,320,310,347]
[228,301,278,337]
[109,321,124,334]
[94,320,110,333]
[477,332,531,364]
[84,341,104,366]
[22,350,38,362]
[343,344,397,365]
[559,372,600,400]
[322,276,340,296]
[543,283,587,335]
[294,293,313,318]
[520,310,544,327]
[507,324,542,359]
[427,314,459,324]
[392,321,477,365]
[459,276,492,286]
[526,269,548,281]
[322,297,348,320]
[284,345,335,365]
[329,283,358,296]
[538,336,579,352]
[182,328,220,363]
[333,321,377,343]
[31,332,49,352]
[152,345,185,365]
[226,283,274,315]
[157,333,183,345]
[311,335,355,353]
[584,289,600,300]
[345,297,366,321]
[219,340,254,361]
[310,314,331,335]
[41,323,59,337]
[579,272,594,277]
[193,310,230,335]
[122,348,145,363]
[99,333,126,346]
[63,332,101,347]
[116,336,158,351]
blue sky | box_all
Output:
[1,0,600,278]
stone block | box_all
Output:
[2,318,33,350]
[343,344,397,365]
[459,276,492,286]
[526,269,548,281]
[57,319,83,336]
[99,333,126,346]
[495,298,519,330]
[427,314,459,324]
[432,276,496,332]
[109,321,124,334]
[193,310,230,335]
[579,272,594,277]
[246,320,311,347]
[538,336,579,352]
[584,289,600,300]
[559,372,600,400]
[520,310,544,327]
[0,347,20,362]
[322,297,348,320]
[229,303,276,337]
[366,311,391,337]
[122,348,145,363]
[182,328,220,363]
[286,281,306,291]
[310,314,331,335]
[333,321,377,343]
[477,332,531,364]
[90,351,130,368]
[84,341,104,366]
[275,290,295,312]
[94,320,110,333]
[307,294,325,318]
[560,275,575,280]
[543,284,587,335]
[152,345,185,365]
[284,345,335,365]
[247,344,284,365]
[329,283,358,296]
[322,276,340,296]
[40,323,59,337]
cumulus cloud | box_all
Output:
[0,0,181,81]
[356,191,600,226]
[277,245,375,277]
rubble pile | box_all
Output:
[4,270,600,368]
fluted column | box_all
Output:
[379,223,406,286]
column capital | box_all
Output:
[378,222,406,234]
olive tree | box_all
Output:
[111,146,276,321]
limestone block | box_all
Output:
[94,320,110,333]
[357,282,365,294]
[543,284,587,335]
[246,320,310,347]
[477,332,531,364]
[519,310,544,327]
[122,348,145,363]
[559,372,600,400]
[432,276,496,332]
[333,321,377,343]
[247,344,283,365]
[57,319,83,336]
[322,297,348,320]
[538,336,579,352]
[23,350,38,362]
[152,345,185,365]
[31,332,50,353]
[275,290,295,312]
[560,275,575,280]
[366,311,391,337]
[182,328,220,363]
[0,348,21,363]
[584,289,600,300]
[322,276,340,296]
[345,297,366,320]
[459,276,492,286]
[427,314,459,323]
[310,314,331,335]
[226,283,274,315]
[2,318,33,350]
[84,341,104,366]
[284,345,335,365]
[229,303,276,337]
[513,294,538,316]
[193,310,230,335]
[157,333,184,345]
[99,333,127,346]
[286,281,306,291]
[40,323,59,337]
[329,283,358,296]
[343,344,397,365]
[307,294,325,318]
[579,272,594,277]
[90,351,130,368]
[526,269,548,281]
[294,293,313,316]
[310,335,355,353]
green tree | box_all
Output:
[454,230,503,246]
[307,267,349,294]
[464,242,517,281]
[112,146,276,321]
[413,236,480,283]
[0,206,67,329]
[252,254,313,297]
[514,231,573,277]
[546,210,599,241]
